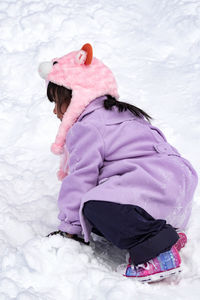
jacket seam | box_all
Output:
[91,123,105,161]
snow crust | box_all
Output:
[0,0,200,299]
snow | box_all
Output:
[0,0,200,299]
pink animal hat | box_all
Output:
[38,43,119,154]
[38,43,119,180]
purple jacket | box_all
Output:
[57,96,198,242]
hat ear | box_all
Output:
[81,43,93,65]
[75,43,93,65]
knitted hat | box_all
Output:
[38,43,119,179]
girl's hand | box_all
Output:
[66,233,74,238]
[46,230,74,238]
[46,230,89,245]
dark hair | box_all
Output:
[47,81,72,114]
[103,95,153,123]
[47,82,153,123]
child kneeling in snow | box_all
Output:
[38,43,198,282]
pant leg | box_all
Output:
[83,200,179,266]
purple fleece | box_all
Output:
[57,96,198,242]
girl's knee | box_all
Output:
[83,200,96,218]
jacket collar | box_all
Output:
[77,95,107,121]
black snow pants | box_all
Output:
[83,200,179,266]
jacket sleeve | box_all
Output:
[57,122,104,234]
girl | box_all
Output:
[38,43,198,282]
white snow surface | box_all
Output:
[0,0,200,299]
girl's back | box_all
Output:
[67,95,198,240]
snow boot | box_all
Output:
[124,245,182,283]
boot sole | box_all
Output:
[124,266,182,283]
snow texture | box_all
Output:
[0,0,200,299]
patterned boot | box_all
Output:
[124,246,182,283]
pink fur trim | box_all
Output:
[51,143,64,155]
[57,169,67,181]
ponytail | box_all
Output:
[103,95,153,123]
